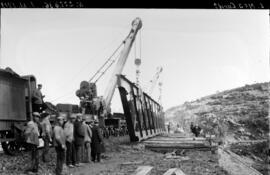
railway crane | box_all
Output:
[76,17,142,127]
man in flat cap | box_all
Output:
[82,115,92,163]
[91,119,104,163]
[73,114,85,166]
[53,114,66,175]
[64,113,76,168]
[40,112,52,162]
[24,112,41,173]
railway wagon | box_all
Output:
[0,68,36,155]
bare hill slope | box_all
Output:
[165,82,269,141]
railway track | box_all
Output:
[218,147,263,175]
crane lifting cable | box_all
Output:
[93,51,122,83]
[148,66,163,95]
[88,41,124,83]
[76,41,124,101]
[134,29,142,86]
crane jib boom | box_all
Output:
[103,17,142,111]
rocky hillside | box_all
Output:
[165,82,269,142]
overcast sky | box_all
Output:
[1,9,269,112]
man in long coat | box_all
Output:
[73,114,85,166]
[24,112,41,173]
[82,116,92,163]
[91,120,103,162]
[40,112,52,162]
[64,114,76,168]
[53,115,66,175]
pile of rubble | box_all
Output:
[0,148,56,175]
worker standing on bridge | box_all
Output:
[40,112,52,162]
[167,123,171,134]
[53,114,66,175]
[192,124,202,137]
[24,112,41,173]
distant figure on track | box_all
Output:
[167,124,171,133]
[175,124,184,133]
[190,122,195,134]
[190,123,201,137]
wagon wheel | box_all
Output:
[1,141,24,156]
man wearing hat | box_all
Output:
[73,114,85,166]
[82,115,92,163]
[32,84,45,113]
[24,112,41,173]
[64,113,76,168]
[40,112,52,162]
[53,114,66,175]
[91,119,104,163]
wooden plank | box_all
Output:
[145,144,207,147]
[121,161,144,165]
[149,137,206,141]
[144,140,206,144]
[145,142,207,145]
[145,146,212,150]
[163,168,186,175]
[147,139,206,142]
[144,143,207,147]
[145,137,206,142]
[145,140,206,143]
[132,166,153,175]
[146,139,206,142]
[147,146,214,152]
[166,134,193,138]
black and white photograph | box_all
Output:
[0,8,269,175]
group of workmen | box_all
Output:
[24,84,104,175]
[24,112,104,175]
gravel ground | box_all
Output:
[0,136,228,175]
